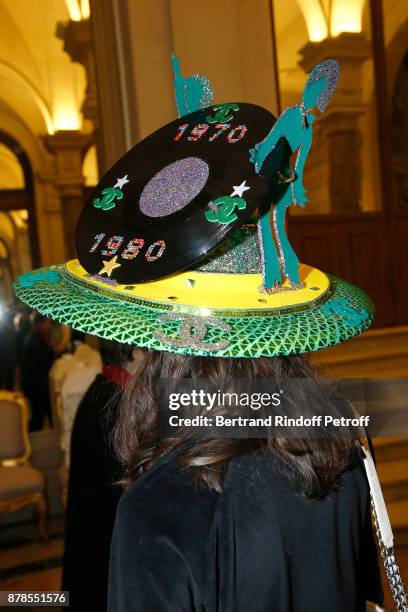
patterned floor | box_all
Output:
[0,518,63,611]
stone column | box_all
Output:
[89,0,136,173]
[56,19,101,174]
[56,19,98,128]
[34,163,66,266]
[89,0,280,173]
[299,34,371,212]
[42,131,91,260]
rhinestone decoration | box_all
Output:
[257,218,267,283]
[139,157,209,218]
[154,313,231,352]
[303,59,339,112]
[260,282,304,295]
[272,206,285,272]
[171,54,214,117]
[192,73,214,110]
[197,226,261,274]
[91,275,118,286]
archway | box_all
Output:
[0,131,39,273]
[0,237,12,303]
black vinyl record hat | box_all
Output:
[15,56,375,361]
[75,102,279,284]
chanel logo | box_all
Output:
[206,103,239,124]
[19,269,61,288]
[93,187,124,211]
[155,313,231,351]
[205,195,247,225]
[322,298,369,328]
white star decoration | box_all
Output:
[114,175,129,190]
[231,180,250,198]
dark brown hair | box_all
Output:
[114,351,359,499]
[98,338,135,367]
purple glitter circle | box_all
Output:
[139,157,209,218]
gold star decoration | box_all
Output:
[98,255,122,277]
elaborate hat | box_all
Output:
[14,56,374,358]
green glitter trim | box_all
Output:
[14,265,375,358]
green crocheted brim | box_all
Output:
[14,264,374,358]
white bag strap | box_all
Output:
[362,446,393,548]
[361,445,408,611]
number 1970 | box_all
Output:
[174,123,247,144]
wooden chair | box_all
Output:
[49,380,68,508]
[0,391,47,540]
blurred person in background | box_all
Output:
[14,303,32,372]
[0,304,16,390]
[49,322,72,356]
[20,313,55,431]
[62,339,145,612]
[55,340,102,466]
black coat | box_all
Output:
[109,447,383,612]
[62,374,123,611]
[21,329,55,430]
[20,329,54,396]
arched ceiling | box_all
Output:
[0,0,405,141]
[0,0,86,136]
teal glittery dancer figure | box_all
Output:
[171,54,213,118]
[250,60,339,291]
